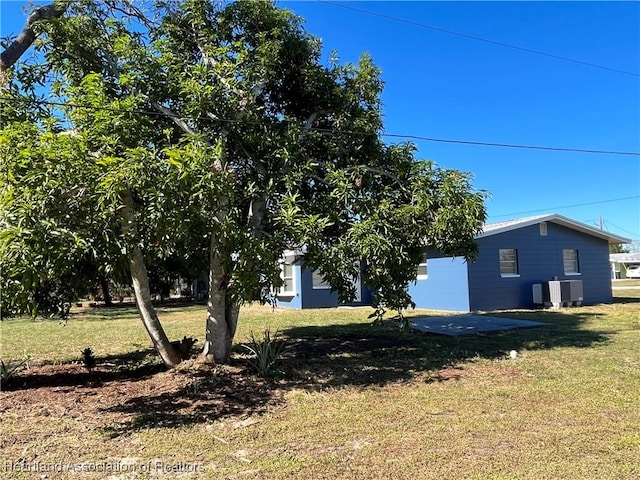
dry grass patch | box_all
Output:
[1,298,639,479]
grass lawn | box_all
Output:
[613,279,640,288]
[1,293,639,479]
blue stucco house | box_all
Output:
[409,214,629,312]
[275,250,374,309]
[276,214,630,311]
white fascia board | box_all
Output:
[479,213,631,244]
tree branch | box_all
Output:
[196,42,245,98]
[310,174,330,186]
[141,94,206,140]
[0,1,68,75]
[103,0,157,29]
[357,166,406,188]
[192,34,267,136]
[309,161,409,192]
[303,111,323,133]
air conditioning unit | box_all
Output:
[532,283,543,304]
[560,280,583,305]
[533,280,583,308]
[547,280,562,307]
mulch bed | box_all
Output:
[1,333,414,437]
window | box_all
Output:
[563,249,580,274]
[416,254,428,280]
[280,262,295,294]
[312,270,330,289]
[539,222,548,236]
[499,249,519,276]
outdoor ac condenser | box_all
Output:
[532,283,543,304]
[560,280,583,305]
[546,280,563,307]
[533,280,583,307]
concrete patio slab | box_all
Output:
[411,314,547,336]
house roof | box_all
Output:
[610,252,640,263]
[478,213,631,244]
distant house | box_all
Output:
[408,214,630,312]
[275,250,373,309]
[610,252,640,279]
[276,214,629,311]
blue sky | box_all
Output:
[280,1,640,242]
[2,1,639,242]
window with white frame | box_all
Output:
[563,249,580,274]
[312,270,330,289]
[280,261,295,294]
[416,254,428,280]
[499,248,519,276]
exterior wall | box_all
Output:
[277,264,374,309]
[408,256,470,312]
[468,222,613,311]
[299,267,339,308]
[275,263,303,309]
[276,220,614,311]
[346,275,373,307]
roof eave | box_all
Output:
[478,214,631,244]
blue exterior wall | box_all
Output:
[300,267,339,308]
[467,222,613,311]
[408,256,470,312]
[275,263,303,309]
[343,273,374,307]
[277,264,374,309]
[277,220,613,311]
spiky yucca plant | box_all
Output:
[1,357,29,387]
[81,347,96,373]
[242,329,286,377]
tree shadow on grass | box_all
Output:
[79,299,204,315]
[6,308,615,436]
[5,348,165,391]
[613,296,640,305]
[98,364,276,437]
[69,305,141,321]
[278,309,612,389]
[97,308,614,435]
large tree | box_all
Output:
[0,0,487,365]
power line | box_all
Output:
[317,1,640,78]
[492,196,640,218]
[602,219,640,238]
[379,133,640,156]
[584,218,640,239]
[2,95,639,156]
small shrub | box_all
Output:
[170,336,197,360]
[369,307,412,330]
[190,366,224,394]
[81,347,96,373]
[243,328,286,377]
[138,353,163,368]
[1,356,30,386]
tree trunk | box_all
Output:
[202,237,239,363]
[120,190,182,368]
[0,1,67,76]
[200,196,267,363]
[99,276,112,306]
